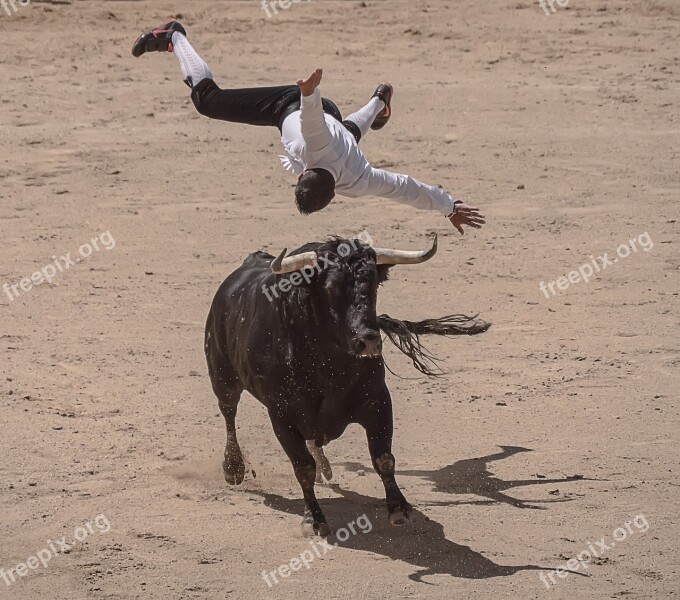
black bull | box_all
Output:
[204,236,490,535]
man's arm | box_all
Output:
[296,68,333,155]
[365,167,485,234]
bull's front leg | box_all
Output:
[358,385,412,525]
[271,418,330,537]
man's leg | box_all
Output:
[190,79,300,127]
[133,21,299,128]
[344,98,384,141]
[343,83,393,142]
[170,32,301,126]
[171,32,213,89]
[132,21,213,89]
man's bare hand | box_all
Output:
[449,204,485,234]
[297,68,323,97]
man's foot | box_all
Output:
[370,83,393,130]
[132,20,186,57]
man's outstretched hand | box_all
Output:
[449,204,485,234]
[297,68,323,97]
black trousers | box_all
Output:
[191,79,363,142]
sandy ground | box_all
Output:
[1,0,678,598]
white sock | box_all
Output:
[171,32,213,88]
[344,97,385,138]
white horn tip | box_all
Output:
[271,248,288,273]
[429,234,438,256]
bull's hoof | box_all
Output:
[388,502,413,526]
[301,512,330,538]
[316,521,331,537]
[222,459,245,485]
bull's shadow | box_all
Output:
[341,445,593,510]
[252,484,558,583]
[246,446,594,582]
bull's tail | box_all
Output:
[378,314,491,377]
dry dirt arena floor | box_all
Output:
[1,0,678,598]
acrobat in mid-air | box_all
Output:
[132,21,485,234]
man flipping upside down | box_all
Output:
[132,21,485,234]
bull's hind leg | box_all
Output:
[306,440,333,483]
[205,308,246,485]
[205,322,246,485]
[273,422,329,537]
[217,390,246,485]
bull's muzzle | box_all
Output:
[353,333,383,359]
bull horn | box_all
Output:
[271,248,318,274]
[373,234,438,265]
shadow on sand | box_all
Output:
[342,445,591,510]
[248,446,594,583]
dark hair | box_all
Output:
[295,168,335,215]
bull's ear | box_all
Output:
[377,264,393,284]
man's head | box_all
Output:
[295,168,335,215]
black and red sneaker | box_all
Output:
[131,20,186,57]
[370,83,393,130]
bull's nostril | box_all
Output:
[355,334,382,357]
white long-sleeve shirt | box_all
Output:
[279,89,455,216]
